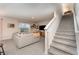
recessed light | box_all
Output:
[32,17,35,19]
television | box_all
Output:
[39,25,46,30]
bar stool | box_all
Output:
[0,43,5,55]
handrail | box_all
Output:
[44,15,56,30]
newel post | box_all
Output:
[44,29,48,55]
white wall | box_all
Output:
[0,17,20,40]
[74,3,79,54]
[75,4,79,28]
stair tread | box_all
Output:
[57,30,74,32]
[58,27,74,29]
[53,38,76,47]
[54,35,75,40]
[56,32,74,36]
[50,41,77,55]
[48,47,70,55]
[56,32,74,35]
[58,29,74,31]
[57,31,75,33]
[56,33,75,37]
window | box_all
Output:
[19,23,30,32]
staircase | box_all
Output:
[48,15,77,55]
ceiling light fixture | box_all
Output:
[32,17,35,19]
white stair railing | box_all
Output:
[44,16,56,54]
[44,12,62,54]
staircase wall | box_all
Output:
[74,4,79,54]
[75,4,79,28]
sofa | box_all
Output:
[13,32,40,48]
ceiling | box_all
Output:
[0,3,61,23]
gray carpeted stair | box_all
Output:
[48,15,77,55]
[48,46,70,55]
[53,38,76,47]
